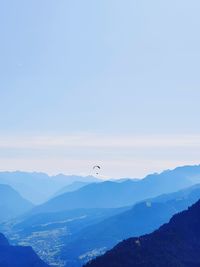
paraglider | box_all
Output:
[93,165,101,175]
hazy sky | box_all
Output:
[0,0,200,178]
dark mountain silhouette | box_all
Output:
[0,184,33,222]
[31,165,200,214]
[0,171,99,204]
[0,233,9,246]
[85,199,200,267]
[60,184,200,266]
[0,233,49,267]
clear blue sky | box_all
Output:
[0,0,200,177]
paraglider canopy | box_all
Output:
[93,165,101,175]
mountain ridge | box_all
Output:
[0,171,100,204]
[59,183,200,266]
[85,199,200,267]
[30,165,200,214]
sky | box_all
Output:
[0,0,200,178]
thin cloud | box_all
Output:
[0,133,199,178]
[0,133,200,150]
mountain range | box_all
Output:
[59,183,200,266]
[4,182,200,266]
[30,165,200,214]
[85,198,200,267]
[0,171,99,204]
[2,165,200,267]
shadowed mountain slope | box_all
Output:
[85,199,200,267]
[0,233,49,267]
[0,184,33,222]
[53,181,91,197]
[60,184,200,266]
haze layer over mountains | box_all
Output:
[1,165,200,267]
[0,172,99,204]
